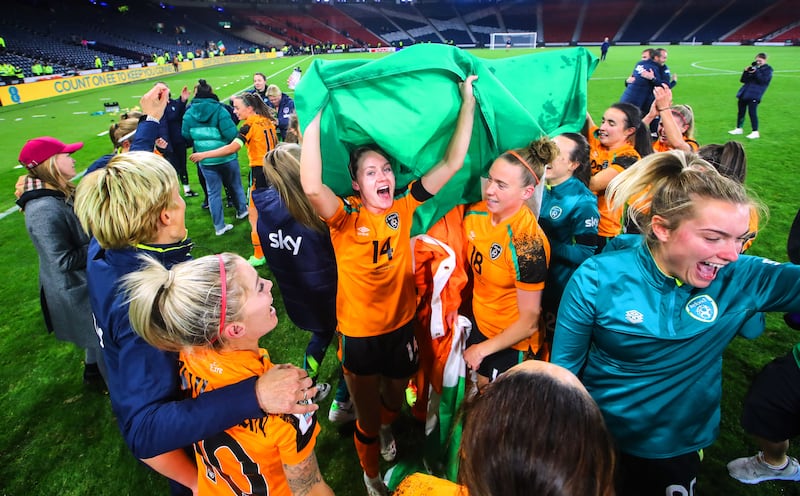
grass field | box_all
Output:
[1,44,799,495]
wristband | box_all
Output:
[656,107,669,112]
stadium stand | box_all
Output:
[723,0,800,42]
[540,0,582,44]
[579,0,637,43]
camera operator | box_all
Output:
[729,52,773,139]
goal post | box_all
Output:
[490,32,538,50]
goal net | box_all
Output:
[490,32,538,50]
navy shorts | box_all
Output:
[339,320,418,379]
[617,450,701,496]
[466,322,525,382]
[742,352,800,442]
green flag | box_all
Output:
[295,44,597,235]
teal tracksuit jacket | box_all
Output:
[552,242,800,458]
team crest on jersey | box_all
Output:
[489,243,502,260]
[549,206,563,220]
[386,212,400,230]
[625,310,644,324]
[686,295,718,323]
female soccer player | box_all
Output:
[643,84,698,153]
[538,133,599,348]
[462,137,553,386]
[300,75,476,496]
[584,102,652,250]
[552,150,800,496]
[124,253,333,496]
[190,92,278,266]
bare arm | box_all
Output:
[189,140,241,163]
[300,111,340,220]
[589,167,620,193]
[583,112,595,136]
[420,75,477,195]
[653,84,692,152]
[141,450,198,495]
[284,451,334,496]
[463,288,542,371]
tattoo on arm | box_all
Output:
[284,451,323,496]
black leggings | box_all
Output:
[737,98,760,131]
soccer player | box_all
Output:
[123,253,334,496]
[190,92,279,266]
[538,133,598,348]
[583,102,652,250]
[462,137,554,385]
[643,84,698,153]
[300,75,476,496]
[552,150,800,496]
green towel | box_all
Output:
[295,44,597,235]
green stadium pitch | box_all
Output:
[0,45,799,496]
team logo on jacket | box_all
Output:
[386,212,400,230]
[549,206,563,220]
[625,310,644,324]
[489,243,502,260]
[685,295,718,323]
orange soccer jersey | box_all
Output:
[464,201,550,353]
[652,137,699,153]
[235,114,278,168]
[587,126,641,237]
[326,182,425,337]
[179,348,319,496]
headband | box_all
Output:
[506,150,540,186]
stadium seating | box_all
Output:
[723,0,800,42]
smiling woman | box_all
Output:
[551,150,800,496]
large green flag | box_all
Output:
[295,44,597,235]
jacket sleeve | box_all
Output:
[743,257,800,313]
[26,199,88,272]
[131,119,159,152]
[551,257,599,375]
[110,304,264,458]
[181,109,193,146]
[755,65,773,85]
[218,106,239,142]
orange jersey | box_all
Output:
[652,137,699,152]
[179,348,319,496]
[464,201,550,352]
[235,114,278,168]
[588,126,641,237]
[394,473,465,496]
[326,182,425,337]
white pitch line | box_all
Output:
[32,114,47,118]
[97,130,110,136]
[73,111,88,114]
[0,205,20,221]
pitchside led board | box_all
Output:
[0,52,280,106]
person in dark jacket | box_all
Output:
[16,136,106,388]
[73,84,318,496]
[620,50,668,115]
[158,84,197,197]
[254,143,353,423]
[266,84,296,141]
[728,52,773,140]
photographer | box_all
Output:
[729,52,773,139]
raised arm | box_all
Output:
[300,111,340,220]
[652,84,692,152]
[420,75,477,195]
